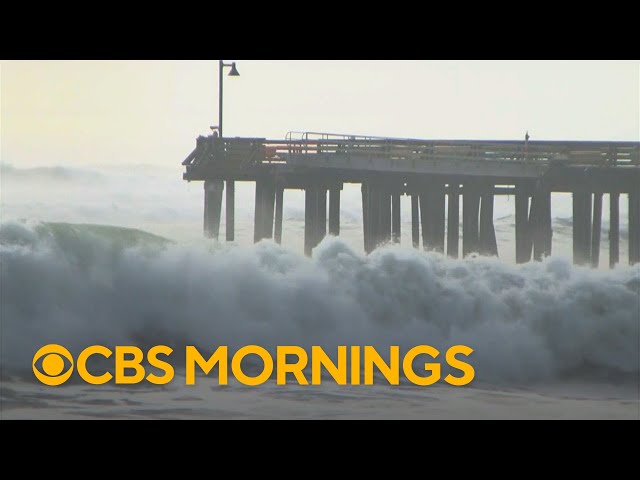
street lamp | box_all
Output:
[219,60,240,138]
[218,60,240,242]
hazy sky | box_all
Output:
[1,60,638,167]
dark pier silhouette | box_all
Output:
[182,132,640,267]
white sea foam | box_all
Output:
[1,220,638,384]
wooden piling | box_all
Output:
[432,185,446,253]
[204,180,224,240]
[317,188,327,244]
[609,192,619,268]
[572,192,581,265]
[479,187,498,257]
[253,181,264,243]
[419,190,430,251]
[225,180,235,241]
[541,187,552,258]
[411,195,420,249]
[362,184,371,254]
[462,184,480,257]
[254,179,275,243]
[304,187,318,256]
[531,182,551,261]
[369,185,380,251]
[329,188,340,236]
[447,184,459,258]
[264,181,276,240]
[591,192,602,268]
[274,185,284,245]
[630,190,640,265]
[391,192,401,244]
[572,190,592,265]
[515,186,531,264]
[380,189,392,245]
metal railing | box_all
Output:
[184,133,640,169]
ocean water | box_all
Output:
[1,163,638,419]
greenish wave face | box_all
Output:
[0,221,173,250]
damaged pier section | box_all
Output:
[183,133,640,267]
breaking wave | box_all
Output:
[1,221,638,384]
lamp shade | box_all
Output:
[228,62,240,76]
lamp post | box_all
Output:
[218,60,240,138]
[218,60,240,241]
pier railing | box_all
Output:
[183,135,639,169]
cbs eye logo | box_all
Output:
[32,344,74,386]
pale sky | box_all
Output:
[1,60,638,167]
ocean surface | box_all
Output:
[1,163,638,419]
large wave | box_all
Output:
[1,221,638,384]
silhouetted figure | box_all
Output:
[525,131,530,142]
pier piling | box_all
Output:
[591,192,603,268]
[462,184,480,257]
[573,189,592,266]
[411,195,420,249]
[447,184,460,258]
[479,186,498,257]
[609,193,619,268]
[274,185,284,245]
[329,187,341,236]
[630,191,640,265]
[515,185,531,264]
[304,187,318,256]
[225,181,235,241]
[391,191,401,244]
[531,181,552,261]
[204,180,224,240]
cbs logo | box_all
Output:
[32,344,75,386]
[32,344,175,386]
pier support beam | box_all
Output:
[531,181,552,261]
[305,187,318,256]
[329,187,341,236]
[380,189,391,245]
[462,184,480,257]
[479,187,498,257]
[254,178,276,243]
[368,185,380,250]
[391,192,401,244]
[591,192,603,268]
[274,185,284,245]
[609,193,619,268]
[630,190,640,265]
[317,189,327,241]
[420,183,445,253]
[254,181,264,244]
[515,185,531,264]
[432,185,446,253]
[447,184,459,258]
[225,181,235,241]
[419,191,429,250]
[304,186,328,256]
[411,195,420,249]
[573,190,592,265]
[204,180,224,240]
[362,184,371,254]
[369,186,378,249]
[362,182,393,252]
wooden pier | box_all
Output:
[182,132,640,266]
